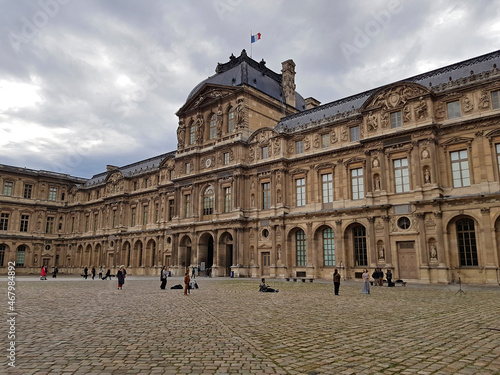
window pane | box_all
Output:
[323,228,335,266]
[296,230,306,266]
[448,101,461,119]
[391,112,402,128]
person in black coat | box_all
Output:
[117,266,125,290]
[160,266,168,289]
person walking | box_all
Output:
[191,267,196,279]
[184,271,190,295]
[52,266,58,278]
[40,266,47,280]
[91,267,96,280]
[378,268,384,286]
[99,266,103,280]
[117,266,125,290]
[333,268,341,295]
[362,269,370,294]
[160,266,168,290]
[83,267,88,279]
[103,269,111,280]
[371,269,379,287]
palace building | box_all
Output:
[1,49,500,284]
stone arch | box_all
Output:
[218,231,234,277]
[344,222,368,269]
[121,241,131,267]
[313,224,336,268]
[198,232,215,274]
[286,226,307,269]
[178,235,192,270]
[133,240,143,268]
[84,244,92,267]
[446,215,480,272]
[146,239,157,267]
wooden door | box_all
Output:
[397,241,418,279]
[262,252,270,276]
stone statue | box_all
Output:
[430,244,437,259]
[374,175,381,191]
[424,168,431,184]
[177,120,185,146]
[378,245,385,260]
[367,111,378,131]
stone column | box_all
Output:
[382,216,392,266]
[367,217,377,267]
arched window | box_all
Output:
[323,228,335,266]
[227,107,235,132]
[296,229,306,266]
[209,114,217,139]
[353,225,367,266]
[16,245,26,267]
[203,186,214,215]
[456,218,478,266]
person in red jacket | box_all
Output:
[40,266,47,280]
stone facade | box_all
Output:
[1,50,500,284]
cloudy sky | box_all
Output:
[1,0,499,178]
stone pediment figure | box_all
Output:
[235,98,245,127]
[414,97,428,120]
[365,83,429,111]
[195,115,204,143]
[216,104,223,137]
[367,111,378,131]
[177,119,185,147]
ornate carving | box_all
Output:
[478,90,490,109]
[273,138,281,155]
[414,97,428,120]
[341,127,348,141]
[481,207,490,215]
[331,129,338,144]
[423,167,431,184]
[313,134,320,149]
[435,102,445,119]
[195,114,204,143]
[421,148,430,159]
[433,211,442,218]
[216,104,223,137]
[462,96,474,113]
[380,112,389,128]
[429,243,438,260]
[367,111,378,132]
[177,119,185,147]
[304,136,311,151]
[371,84,427,110]
[235,98,245,127]
[249,146,255,161]
[403,105,411,122]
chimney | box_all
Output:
[305,97,321,110]
[106,165,119,171]
[281,59,296,108]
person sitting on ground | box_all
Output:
[259,278,278,293]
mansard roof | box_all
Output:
[0,164,87,183]
[186,49,306,111]
[276,49,500,133]
[82,151,175,188]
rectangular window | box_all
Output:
[228,109,234,132]
[24,184,33,199]
[190,126,196,145]
[49,187,57,201]
[451,150,471,187]
[93,213,98,231]
[133,181,138,191]
[497,144,500,176]
[492,90,500,110]
[203,195,213,216]
[322,173,333,203]
[170,170,175,180]
[16,247,25,267]
[209,116,217,139]
[321,134,330,148]
[0,244,5,267]
[351,168,364,200]
[131,208,136,227]
[71,217,75,232]
[85,216,89,232]
[394,158,410,193]
[143,205,148,225]
[0,213,9,230]
[353,226,368,266]
[185,194,191,218]
[20,214,29,232]
[350,126,360,141]
[112,210,117,228]
[296,230,306,267]
[168,199,175,221]
[3,182,13,196]
[46,217,54,234]
[391,111,402,128]
[224,152,230,165]
[224,187,231,213]
[262,146,269,159]
[296,178,306,207]
[448,101,461,119]
[185,163,190,174]
[323,228,335,266]
[262,182,270,209]
[155,203,159,222]
[296,141,303,154]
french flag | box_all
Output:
[251,33,261,43]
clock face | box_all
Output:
[205,158,211,167]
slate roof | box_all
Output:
[276,49,500,133]
[187,49,306,111]
[82,151,175,188]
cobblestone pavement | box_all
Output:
[1,275,499,375]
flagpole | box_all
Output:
[250,29,252,58]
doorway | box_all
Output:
[262,252,270,276]
[397,241,418,279]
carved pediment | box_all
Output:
[441,136,474,148]
[485,129,500,140]
[314,163,336,171]
[290,168,308,176]
[178,84,237,114]
[248,128,278,144]
[343,156,366,166]
[362,83,430,111]
[106,171,123,183]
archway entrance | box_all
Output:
[219,232,234,277]
[198,233,214,275]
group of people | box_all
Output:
[82,266,112,280]
[39,265,58,279]
[362,268,394,294]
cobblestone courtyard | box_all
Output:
[1,276,499,375]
